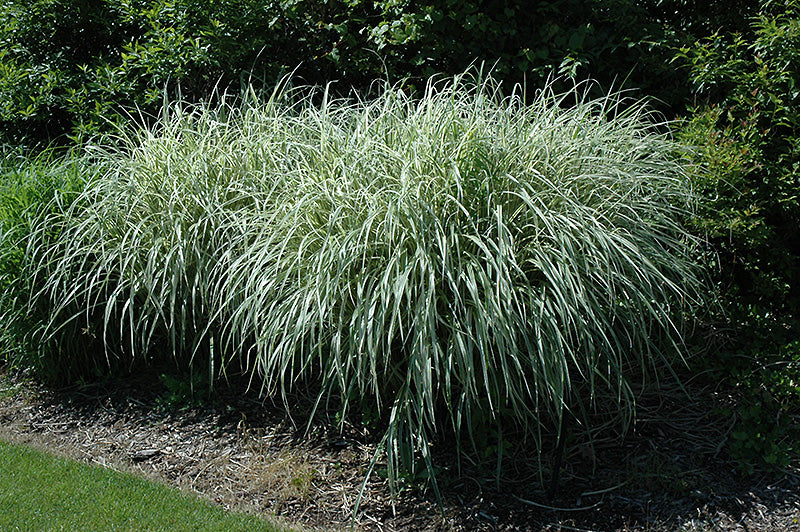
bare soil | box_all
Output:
[1,366,799,532]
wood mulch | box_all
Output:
[1,366,799,531]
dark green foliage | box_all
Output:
[701,316,800,474]
[155,371,211,411]
[0,1,133,143]
[674,0,800,474]
[0,0,383,145]
[676,0,800,316]
[361,0,733,108]
[0,0,762,146]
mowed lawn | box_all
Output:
[0,439,292,532]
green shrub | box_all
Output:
[676,0,800,316]
[0,0,378,146]
[674,1,800,474]
[17,73,705,492]
[0,0,761,147]
[0,1,133,144]
[362,0,753,108]
[697,314,800,474]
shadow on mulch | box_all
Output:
[1,366,798,532]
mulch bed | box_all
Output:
[1,367,799,531]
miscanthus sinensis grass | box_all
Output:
[20,73,705,493]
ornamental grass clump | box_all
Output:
[21,73,704,491]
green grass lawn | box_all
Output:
[0,439,292,532]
